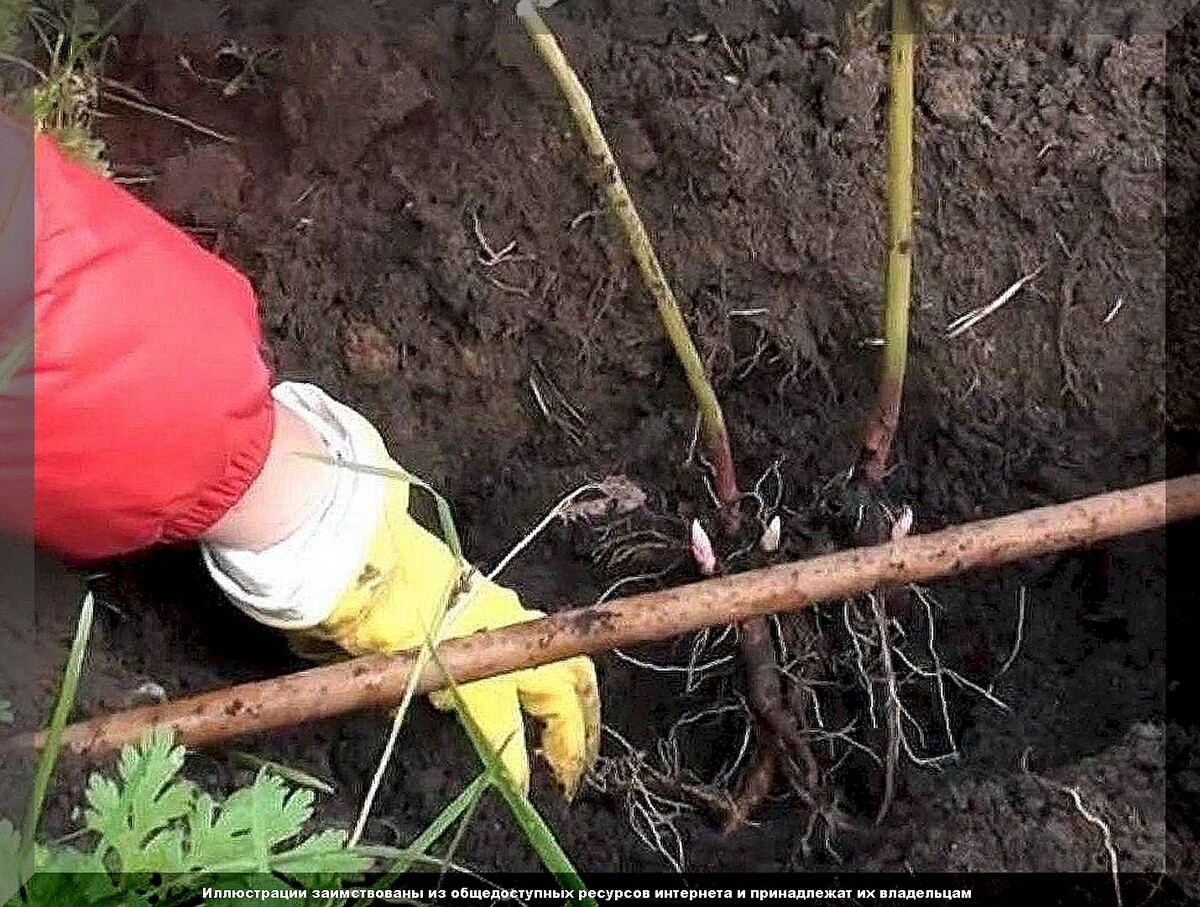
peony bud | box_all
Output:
[690,518,717,576]
[759,514,782,553]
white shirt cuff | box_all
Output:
[200,382,388,629]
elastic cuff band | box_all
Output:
[160,399,275,544]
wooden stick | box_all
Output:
[15,475,1197,759]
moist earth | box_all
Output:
[14,0,1199,894]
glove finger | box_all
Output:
[283,628,345,663]
[434,676,530,795]
[515,655,601,800]
[445,584,529,637]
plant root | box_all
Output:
[1022,749,1123,907]
[723,613,829,836]
[869,589,904,824]
[722,745,777,835]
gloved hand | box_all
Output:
[204,385,600,796]
[24,135,598,795]
[294,399,600,798]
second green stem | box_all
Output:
[863,0,915,483]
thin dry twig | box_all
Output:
[528,364,590,446]
[487,483,603,581]
[944,266,1045,339]
[470,206,527,268]
[1103,297,1125,325]
[101,78,235,143]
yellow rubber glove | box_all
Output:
[304,412,600,798]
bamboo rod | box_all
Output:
[15,475,1197,760]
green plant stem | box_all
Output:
[863,0,915,483]
[517,0,739,518]
[0,334,31,388]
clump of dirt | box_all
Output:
[24,0,1190,884]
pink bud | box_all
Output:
[690,519,717,576]
[759,514,782,553]
[891,505,914,541]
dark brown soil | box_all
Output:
[19,0,1196,889]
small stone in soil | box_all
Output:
[343,322,400,382]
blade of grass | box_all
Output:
[0,129,33,240]
[0,334,31,389]
[356,771,491,904]
[354,845,521,905]
[18,589,94,876]
[300,455,462,558]
[226,750,335,795]
[430,771,487,894]
[344,631,434,848]
[18,0,138,173]
[300,456,466,851]
[425,633,592,903]
[451,688,593,906]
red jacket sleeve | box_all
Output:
[27,134,274,560]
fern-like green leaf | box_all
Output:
[204,772,312,873]
[185,772,371,877]
[16,844,118,907]
[83,727,193,875]
[29,729,368,904]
